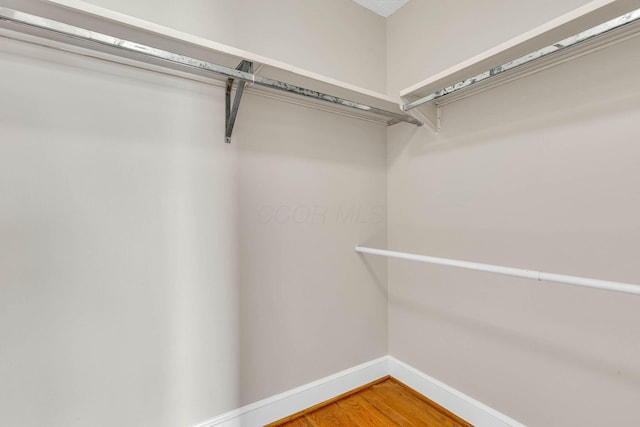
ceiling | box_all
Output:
[351,0,410,17]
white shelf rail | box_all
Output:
[355,246,640,296]
[0,7,423,134]
[403,7,640,112]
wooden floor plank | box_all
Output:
[269,377,472,426]
[304,401,358,427]
[358,388,421,426]
[335,395,396,426]
[371,379,472,427]
[369,381,455,426]
[266,377,390,427]
[278,419,311,427]
[367,381,449,426]
[392,378,472,427]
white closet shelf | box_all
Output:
[400,0,640,131]
[0,0,422,136]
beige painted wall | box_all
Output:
[386,0,594,95]
[80,0,388,93]
[386,4,640,425]
[234,94,388,405]
[0,8,387,427]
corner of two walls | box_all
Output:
[0,1,389,427]
[386,1,640,426]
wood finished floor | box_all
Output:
[267,376,473,427]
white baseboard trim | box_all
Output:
[191,355,526,427]
[388,356,526,427]
[190,356,389,427]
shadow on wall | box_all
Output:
[390,291,640,389]
[357,253,388,298]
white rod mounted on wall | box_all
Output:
[355,246,640,296]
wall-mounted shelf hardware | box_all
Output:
[400,0,640,131]
[356,246,640,296]
[0,2,422,142]
[225,60,253,143]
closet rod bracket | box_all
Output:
[225,60,253,143]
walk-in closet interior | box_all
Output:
[1,0,639,426]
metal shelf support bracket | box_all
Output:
[225,60,253,143]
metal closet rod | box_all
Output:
[0,7,422,127]
[356,246,640,296]
[404,7,640,111]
